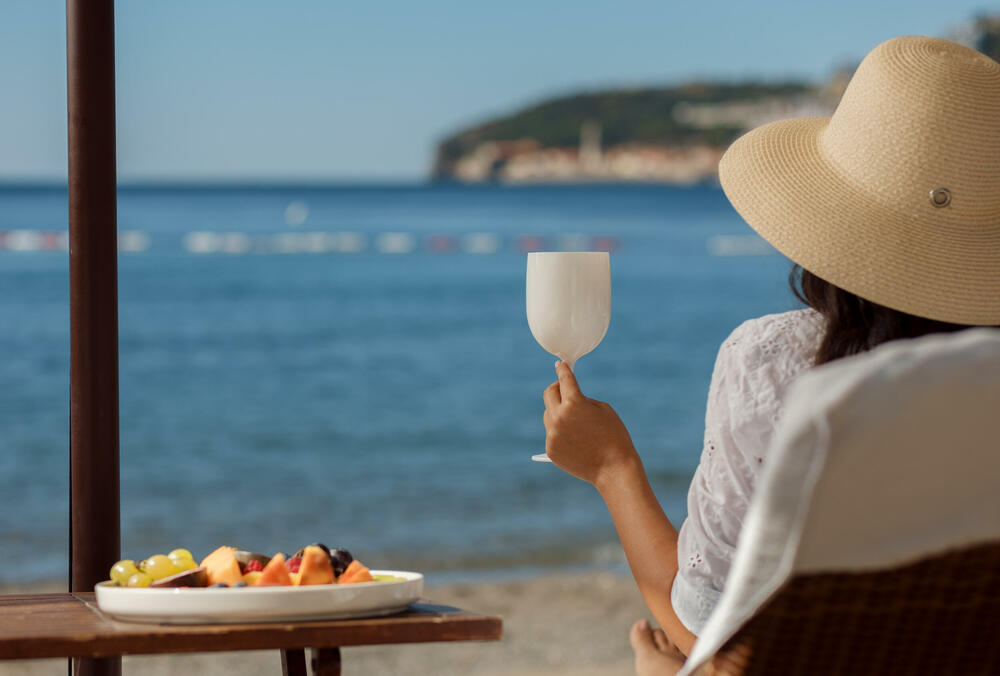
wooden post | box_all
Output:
[66,0,120,675]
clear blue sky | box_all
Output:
[0,0,992,181]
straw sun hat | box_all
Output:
[719,36,1000,325]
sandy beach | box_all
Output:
[1,570,648,675]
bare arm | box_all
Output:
[596,455,696,656]
[542,361,697,655]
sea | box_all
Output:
[0,183,796,585]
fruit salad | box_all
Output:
[106,543,393,588]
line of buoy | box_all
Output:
[177,232,622,255]
[0,230,623,255]
[0,230,150,252]
[706,235,774,257]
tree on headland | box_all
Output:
[973,14,1000,61]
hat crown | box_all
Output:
[821,36,1000,220]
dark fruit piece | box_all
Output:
[243,560,264,573]
[328,549,354,577]
[287,556,302,574]
[210,582,229,588]
[150,566,209,588]
[233,581,247,587]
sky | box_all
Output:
[0,0,993,182]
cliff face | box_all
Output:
[432,14,1000,185]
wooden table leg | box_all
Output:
[281,648,307,676]
[72,657,121,676]
[311,647,342,676]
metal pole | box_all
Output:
[67,0,120,674]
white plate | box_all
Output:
[95,570,423,624]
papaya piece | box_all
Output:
[200,546,243,586]
[297,545,334,585]
[200,545,235,570]
[337,559,373,584]
[257,552,293,586]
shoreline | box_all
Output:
[1,570,646,675]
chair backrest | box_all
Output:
[679,328,1000,676]
[705,540,1000,675]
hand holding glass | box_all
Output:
[526,252,611,462]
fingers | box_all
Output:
[542,381,561,410]
[555,361,584,401]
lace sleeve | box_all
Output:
[671,310,822,634]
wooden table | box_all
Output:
[0,593,502,675]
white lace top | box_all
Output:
[671,308,826,634]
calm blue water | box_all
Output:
[0,183,796,584]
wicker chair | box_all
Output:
[678,329,1000,676]
[701,541,1000,675]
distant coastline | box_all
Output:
[431,81,843,186]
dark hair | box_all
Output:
[789,264,975,365]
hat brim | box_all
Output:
[719,117,1000,325]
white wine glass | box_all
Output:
[526,251,611,462]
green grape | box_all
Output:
[141,554,179,580]
[110,559,139,585]
[173,557,197,572]
[168,548,193,562]
[126,572,153,588]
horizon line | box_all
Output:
[0,177,436,189]
[0,178,722,190]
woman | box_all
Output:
[540,35,1000,675]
